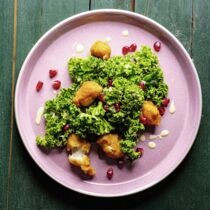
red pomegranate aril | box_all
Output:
[49,69,57,78]
[103,105,109,112]
[63,124,70,132]
[162,98,170,107]
[158,106,165,116]
[98,93,105,102]
[140,115,147,124]
[136,147,144,157]
[122,46,130,55]
[114,103,121,112]
[36,81,43,92]
[107,168,113,179]
[136,147,144,153]
[52,80,61,90]
[154,41,161,52]
[139,81,146,90]
[108,79,113,87]
[129,43,137,52]
[117,158,124,169]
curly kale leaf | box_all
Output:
[103,77,144,123]
[36,87,80,147]
[37,46,169,161]
[68,46,168,106]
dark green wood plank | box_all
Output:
[0,1,15,209]
[136,0,192,53]
[3,1,209,210]
[40,0,90,33]
[129,1,210,210]
[189,0,210,209]
[91,0,131,10]
[7,1,89,210]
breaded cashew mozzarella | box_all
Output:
[67,134,96,176]
[141,101,161,126]
[97,134,124,159]
[73,81,103,107]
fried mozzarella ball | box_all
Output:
[141,101,161,126]
[97,134,124,159]
[73,81,103,107]
[67,134,96,176]
[90,41,111,60]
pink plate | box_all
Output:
[15,9,202,197]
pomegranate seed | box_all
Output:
[136,147,144,153]
[49,69,57,78]
[162,98,170,107]
[52,80,61,90]
[117,158,124,169]
[98,93,105,103]
[107,168,113,179]
[139,81,146,90]
[136,147,144,157]
[154,41,161,52]
[103,104,109,112]
[140,115,147,124]
[63,124,70,132]
[114,103,121,112]
[122,46,130,55]
[158,106,165,116]
[108,79,113,87]
[129,43,137,52]
[36,81,43,92]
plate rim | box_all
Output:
[15,9,202,197]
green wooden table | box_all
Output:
[1,0,209,209]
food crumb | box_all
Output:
[122,30,129,36]
[36,107,44,125]
[105,36,111,42]
[139,135,146,141]
[149,135,158,140]
[108,87,112,92]
[159,130,169,138]
[75,44,84,53]
[148,141,156,149]
[169,100,176,114]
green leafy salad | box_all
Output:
[36,46,168,160]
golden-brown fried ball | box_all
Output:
[73,81,103,107]
[67,134,96,176]
[90,41,111,60]
[97,134,124,159]
[141,101,161,126]
[67,134,91,153]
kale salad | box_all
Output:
[36,41,169,177]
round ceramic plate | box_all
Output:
[15,9,202,197]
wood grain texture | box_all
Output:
[91,0,131,10]
[133,1,210,210]
[0,1,15,209]
[190,0,210,208]
[4,1,89,210]
[0,0,210,209]
[136,0,193,53]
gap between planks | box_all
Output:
[89,0,91,10]
[6,0,17,209]
[130,0,135,12]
